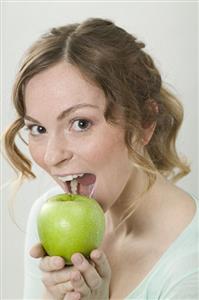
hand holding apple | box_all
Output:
[37,194,105,265]
[31,244,111,300]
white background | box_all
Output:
[1,1,198,299]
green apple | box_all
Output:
[37,193,105,265]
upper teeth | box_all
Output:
[58,173,84,182]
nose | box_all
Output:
[44,133,73,167]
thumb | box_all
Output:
[29,243,46,258]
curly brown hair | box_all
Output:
[3,18,190,188]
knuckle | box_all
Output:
[92,277,102,290]
[71,271,81,281]
[39,256,51,271]
[80,258,90,270]
[65,281,74,292]
[73,275,84,288]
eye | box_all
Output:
[71,119,92,132]
[25,124,46,136]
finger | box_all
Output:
[71,253,101,290]
[90,249,111,280]
[29,243,46,258]
[39,255,65,271]
[64,292,81,300]
[42,266,73,286]
[70,271,90,296]
[46,281,74,299]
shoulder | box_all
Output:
[155,182,198,248]
[153,193,199,297]
[159,187,199,256]
[125,187,199,299]
[142,217,199,299]
[158,252,199,299]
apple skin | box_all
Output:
[37,194,105,265]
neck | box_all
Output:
[105,171,167,238]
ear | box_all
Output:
[142,121,157,145]
[142,99,159,145]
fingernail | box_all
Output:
[73,255,83,266]
[93,251,101,259]
[54,257,63,267]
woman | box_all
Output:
[4,18,198,300]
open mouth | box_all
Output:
[58,173,96,198]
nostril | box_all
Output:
[44,149,73,167]
[43,135,74,166]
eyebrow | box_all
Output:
[24,103,100,123]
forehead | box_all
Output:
[24,60,106,115]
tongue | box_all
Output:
[77,173,96,186]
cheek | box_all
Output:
[83,129,131,201]
[29,142,46,169]
[97,131,128,165]
[78,131,126,166]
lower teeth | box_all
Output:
[89,184,95,198]
[68,179,96,198]
[70,179,78,194]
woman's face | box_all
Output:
[24,61,133,212]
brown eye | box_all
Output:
[72,119,92,132]
[26,125,46,136]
